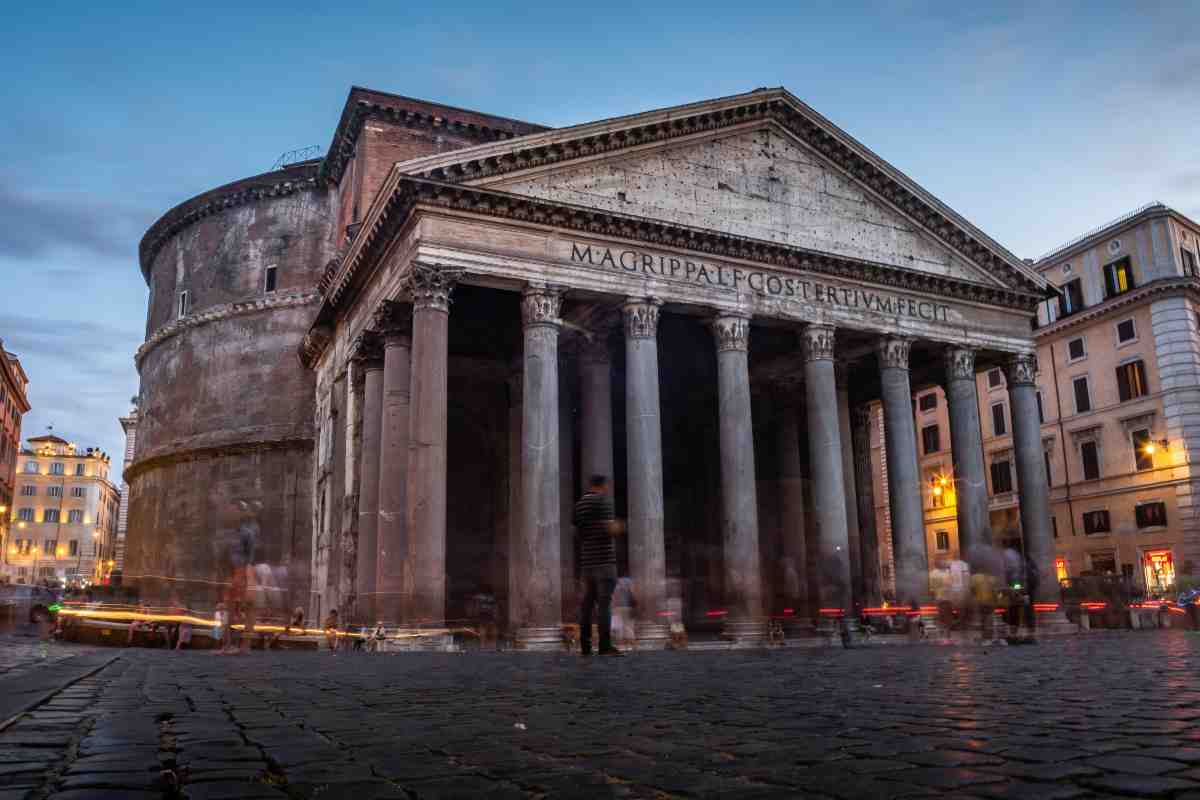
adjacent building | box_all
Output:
[5,435,120,586]
[0,342,31,584]
[116,403,139,578]
[917,203,1200,598]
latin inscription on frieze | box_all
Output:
[568,242,952,322]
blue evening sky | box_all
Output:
[1,1,1197,466]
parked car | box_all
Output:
[0,584,60,624]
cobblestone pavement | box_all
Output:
[5,632,1200,799]
[0,632,97,679]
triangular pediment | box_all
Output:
[491,126,995,285]
[392,88,1046,294]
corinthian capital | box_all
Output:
[521,286,564,328]
[623,297,662,340]
[371,300,412,346]
[350,331,384,368]
[405,263,463,313]
[800,324,836,363]
[943,347,977,383]
[711,314,750,352]
[1004,352,1038,387]
[877,336,912,371]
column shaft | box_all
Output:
[878,337,930,606]
[624,299,668,642]
[375,308,412,623]
[836,373,863,612]
[405,267,458,623]
[1006,354,1056,603]
[802,325,853,621]
[944,348,992,564]
[714,314,763,623]
[355,354,385,620]
[777,399,810,620]
[514,287,564,647]
[852,406,882,607]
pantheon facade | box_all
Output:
[128,86,1056,645]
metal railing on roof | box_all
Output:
[272,145,323,171]
[1036,202,1168,264]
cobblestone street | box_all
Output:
[2,632,1200,798]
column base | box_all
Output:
[634,622,671,650]
[514,625,567,651]
[1034,608,1079,636]
[720,618,768,647]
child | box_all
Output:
[212,602,229,655]
[323,608,339,654]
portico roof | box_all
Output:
[377,88,1048,295]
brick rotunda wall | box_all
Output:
[126,162,335,608]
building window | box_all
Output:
[987,369,1003,389]
[17,507,33,521]
[67,509,83,524]
[921,424,940,454]
[991,403,1007,436]
[20,485,35,496]
[1183,248,1198,277]
[1044,451,1053,486]
[1052,517,1059,540]
[1103,256,1135,298]
[1136,502,1167,529]
[1036,391,1045,423]
[264,266,278,293]
[990,459,1013,494]
[50,462,64,476]
[1067,337,1086,361]
[43,538,56,554]
[1116,319,1137,344]
[47,485,62,498]
[75,464,84,476]
[1055,556,1067,580]
[1083,510,1111,535]
[935,531,950,551]
[24,461,38,473]
[1116,360,1149,402]
[1073,376,1091,413]
[1132,429,1154,472]
[178,291,189,318]
[929,476,945,508]
[1058,278,1084,317]
[43,509,60,523]
[38,567,55,578]
[918,393,937,412]
[68,539,78,556]
[1081,440,1101,481]
[71,486,85,498]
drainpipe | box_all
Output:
[1049,341,1078,539]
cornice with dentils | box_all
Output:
[382,87,1048,296]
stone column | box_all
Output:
[852,406,882,607]
[513,286,565,649]
[404,265,460,624]
[624,298,669,647]
[944,348,992,565]
[776,388,810,626]
[579,337,615,493]
[878,336,930,607]
[352,333,385,622]
[1005,353,1056,604]
[713,313,765,642]
[501,368,521,634]
[802,325,853,630]
[836,366,863,613]
[374,303,412,623]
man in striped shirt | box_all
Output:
[573,474,623,656]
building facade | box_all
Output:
[116,403,139,578]
[5,436,120,586]
[918,204,1200,597]
[132,86,1065,643]
[0,342,30,584]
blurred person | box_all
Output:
[212,602,230,654]
[323,608,339,654]
[270,606,305,649]
[368,621,386,652]
[612,576,637,649]
[573,475,624,657]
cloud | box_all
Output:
[0,179,155,262]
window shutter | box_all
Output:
[1117,365,1131,402]
[1104,264,1116,297]
[1135,361,1147,396]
